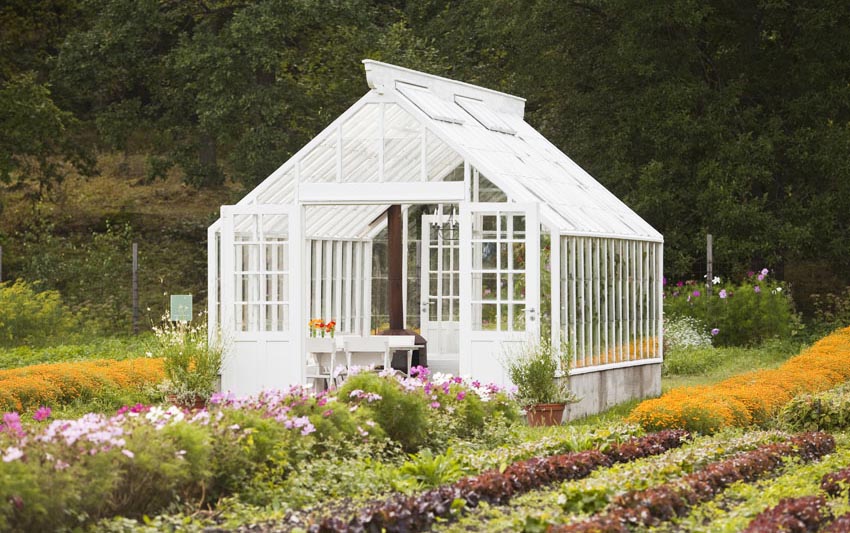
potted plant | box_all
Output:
[504,339,576,426]
[152,317,223,409]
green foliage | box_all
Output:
[0,279,78,347]
[0,336,151,370]
[393,447,466,491]
[0,73,94,205]
[152,319,222,404]
[811,287,850,337]
[504,339,574,407]
[662,346,725,376]
[777,383,850,432]
[338,372,430,452]
[665,272,797,346]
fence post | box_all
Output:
[132,243,139,334]
[706,233,713,295]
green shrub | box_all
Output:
[811,286,850,337]
[338,372,430,452]
[777,383,850,432]
[0,279,79,347]
[665,270,797,347]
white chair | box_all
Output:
[305,337,337,391]
[386,335,417,375]
[343,336,391,373]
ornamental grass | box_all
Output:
[0,358,164,412]
[629,326,850,433]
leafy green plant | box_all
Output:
[811,287,850,337]
[777,383,850,432]
[394,448,466,491]
[151,317,222,406]
[0,279,79,347]
[503,339,576,408]
[665,270,797,347]
[337,372,430,452]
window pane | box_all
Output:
[477,303,497,331]
[513,274,526,301]
[513,242,526,270]
[481,242,497,269]
[513,304,526,331]
[482,273,497,300]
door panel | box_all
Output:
[459,203,540,384]
[221,205,299,395]
[420,214,460,361]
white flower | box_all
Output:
[712,276,721,285]
[2,447,23,462]
[122,449,135,459]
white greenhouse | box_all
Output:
[208,60,663,417]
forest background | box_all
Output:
[2,0,848,334]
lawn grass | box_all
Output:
[0,334,153,370]
[661,339,805,392]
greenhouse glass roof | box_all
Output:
[232,60,662,243]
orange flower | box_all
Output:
[628,326,850,433]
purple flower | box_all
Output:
[33,406,51,422]
[663,276,667,286]
[711,328,720,336]
[719,289,727,299]
[748,271,755,277]
[676,281,684,287]
[757,274,764,281]
[456,391,466,401]
[692,290,701,297]
[754,285,761,293]
[761,268,769,276]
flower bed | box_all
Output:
[310,430,689,532]
[629,326,850,432]
[0,357,164,412]
[551,432,835,532]
[0,370,518,531]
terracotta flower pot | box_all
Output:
[526,403,567,426]
[167,394,207,411]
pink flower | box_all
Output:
[711,328,720,336]
[748,271,755,277]
[692,290,701,297]
[456,391,466,401]
[430,401,441,409]
[322,409,333,417]
[33,406,51,422]
[122,449,135,459]
[757,274,764,281]
[754,285,761,293]
[761,268,769,276]
[719,289,727,299]
[663,276,667,286]
[676,281,684,287]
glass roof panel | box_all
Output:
[397,84,467,125]
[455,96,516,135]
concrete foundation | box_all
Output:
[561,362,662,420]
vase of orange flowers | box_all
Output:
[309,319,336,338]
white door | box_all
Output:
[420,214,460,372]
[220,204,299,395]
[459,203,540,385]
